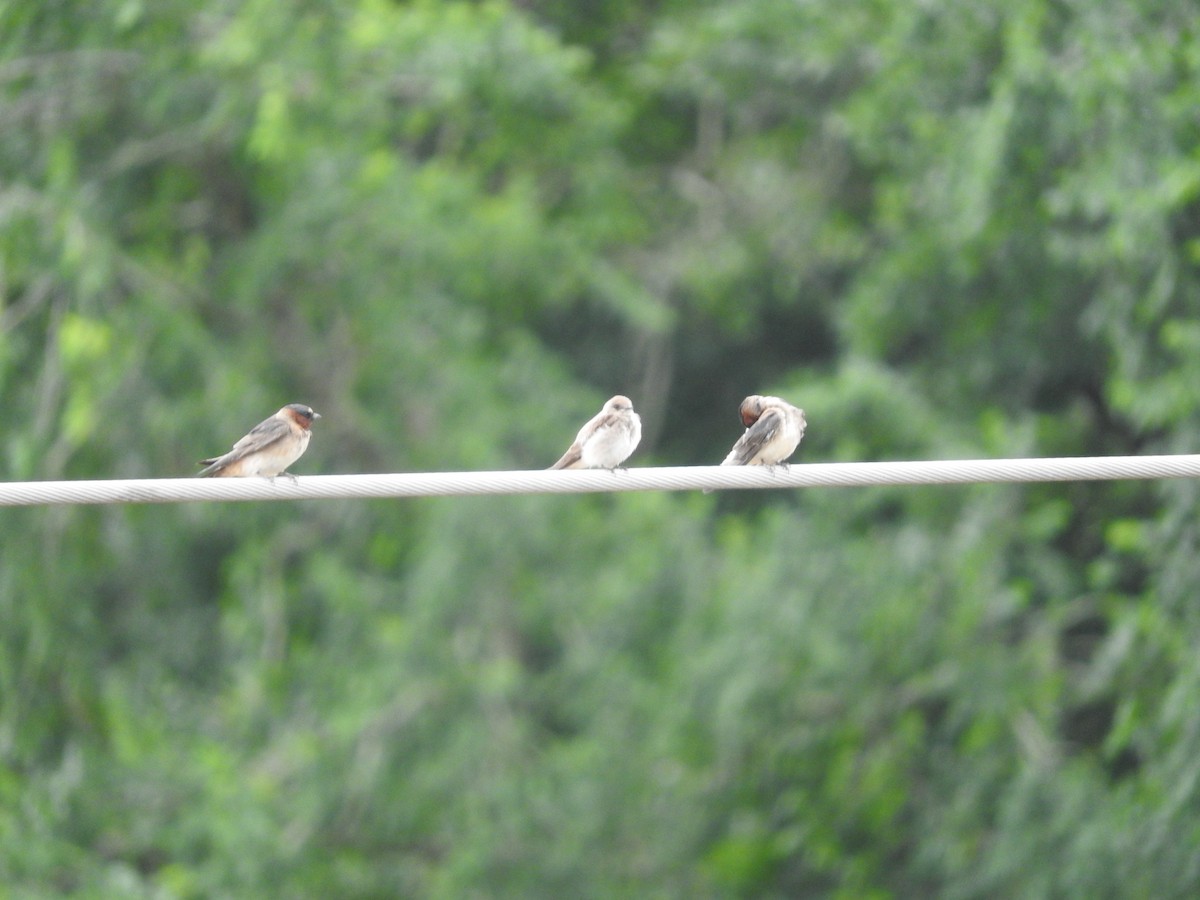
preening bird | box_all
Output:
[704,395,806,492]
[719,395,806,468]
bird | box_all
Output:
[550,395,642,470]
[720,395,806,467]
[704,395,806,493]
[197,403,321,478]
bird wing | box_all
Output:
[550,443,584,469]
[587,410,627,436]
[550,406,614,469]
[725,406,784,466]
[201,415,291,467]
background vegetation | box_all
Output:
[3,0,1200,895]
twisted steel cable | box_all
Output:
[1,455,1198,506]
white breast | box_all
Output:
[580,414,641,468]
[244,431,309,476]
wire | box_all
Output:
[0,455,1198,507]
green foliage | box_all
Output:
[3,0,1200,895]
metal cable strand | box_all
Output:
[1,455,1200,507]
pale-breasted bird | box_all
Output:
[197,403,321,478]
[700,393,806,494]
[550,395,642,470]
[720,395,806,467]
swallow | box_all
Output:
[197,403,321,478]
[720,395,806,467]
[704,395,806,492]
[550,395,642,470]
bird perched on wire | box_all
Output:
[550,395,642,470]
[720,393,806,465]
[720,395,806,467]
[704,395,806,493]
[197,403,321,478]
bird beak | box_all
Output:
[312,412,322,420]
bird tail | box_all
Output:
[549,452,582,470]
[196,458,221,477]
